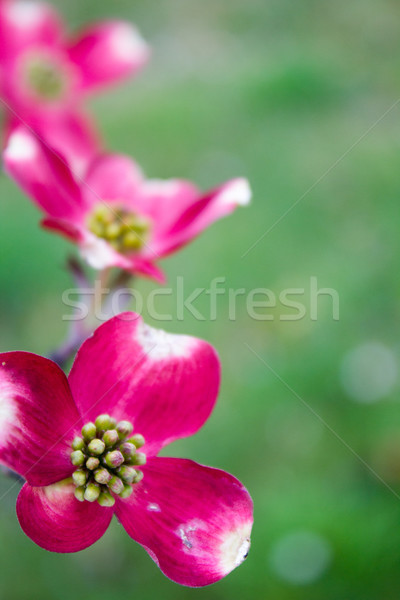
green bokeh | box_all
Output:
[1,0,400,598]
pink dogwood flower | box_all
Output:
[4,126,252,282]
[0,314,253,587]
[0,0,150,172]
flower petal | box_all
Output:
[37,110,101,178]
[136,179,200,258]
[68,21,150,91]
[0,352,81,486]
[17,480,113,552]
[115,457,253,587]
[4,110,100,179]
[124,256,166,283]
[143,178,251,257]
[78,231,123,270]
[41,217,83,243]
[83,154,143,206]
[0,1,63,61]
[3,126,88,220]
[68,314,220,456]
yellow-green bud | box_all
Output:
[131,451,146,466]
[98,491,116,507]
[116,420,134,440]
[116,465,137,484]
[74,486,85,502]
[133,470,144,484]
[86,457,100,470]
[128,434,145,449]
[105,450,124,468]
[94,468,112,485]
[120,442,136,460]
[106,222,122,239]
[123,231,141,249]
[71,450,85,466]
[87,439,106,456]
[72,469,88,487]
[109,476,124,495]
[119,484,134,499]
[71,436,85,451]
[84,483,100,502]
[103,429,119,447]
[82,422,96,441]
[95,414,113,431]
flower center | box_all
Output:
[87,204,150,255]
[24,55,66,101]
[70,414,146,507]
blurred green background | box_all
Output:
[1,0,400,598]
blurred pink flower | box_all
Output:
[0,314,253,587]
[0,0,150,173]
[4,127,251,282]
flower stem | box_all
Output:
[48,258,135,370]
[0,465,24,483]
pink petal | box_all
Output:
[0,352,82,486]
[34,110,101,177]
[123,256,166,283]
[68,314,220,456]
[4,111,101,178]
[83,154,143,206]
[67,21,150,92]
[151,178,251,257]
[41,217,82,243]
[0,1,63,61]
[17,480,113,552]
[135,179,200,252]
[115,457,253,587]
[3,125,88,220]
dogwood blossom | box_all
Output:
[0,0,150,172]
[4,127,251,282]
[0,314,253,586]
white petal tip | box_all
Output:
[80,235,116,270]
[219,179,252,207]
[7,1,47,27]
[4,131,38,162]
[0,392,17,445]
[136,322,195,360]
[145,179,183,198]
[219,522,252,575]
[110,24,150,64]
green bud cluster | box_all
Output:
[70,414,146,507]
[87,204,150,254]
[25,56,65,101]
